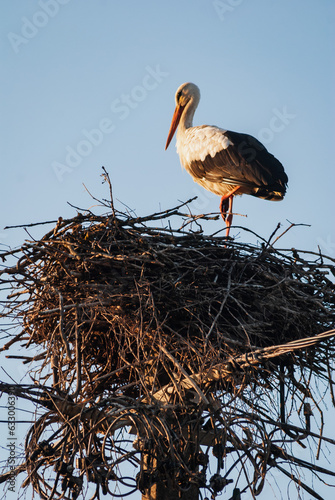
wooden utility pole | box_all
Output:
[140,425,200,500]
[142,478,198,500]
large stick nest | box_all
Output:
[1,173,335,499]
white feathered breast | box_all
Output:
[176,125,233,169]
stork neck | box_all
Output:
[179,99,196,132]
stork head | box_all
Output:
[174,82,200,108]
[165,82,200,150]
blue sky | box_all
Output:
[1,1,335,498]
[1,0,334,253]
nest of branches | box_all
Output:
[1,172,335,499]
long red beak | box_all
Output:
[165,104,184,150]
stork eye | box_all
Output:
[176,91,182,101]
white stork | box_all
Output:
[165,82,288,237]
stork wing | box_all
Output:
[186,128,288,192]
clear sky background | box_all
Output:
[1,1,334,499]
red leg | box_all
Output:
[225,195,234,238]
[219,197,229,221]
[219,186,241,238]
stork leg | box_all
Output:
[219,186,241,238]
